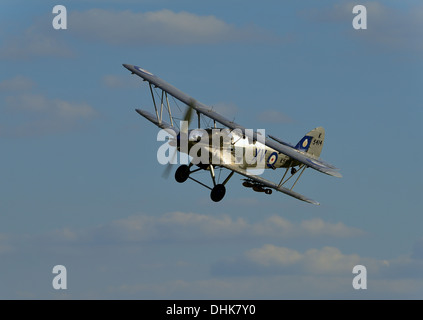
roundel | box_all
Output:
[267,152,278,168]
[302,138,309,148]
[135,66,154,76]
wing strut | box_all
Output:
[147,82,175,127]
[209,164,217,187]
[164,92,174,127]
[278,160,293,187]
[291,165,307,190]
[222,171,235,185]
[277,164,307,191]
[148,83,160,123]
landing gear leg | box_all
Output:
[176,163,231,202]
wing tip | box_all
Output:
[305,198,320,205]
[321,168,342,178]
[330,171,342,178]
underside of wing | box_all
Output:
[219,163,320,205]
[135,108,178,136]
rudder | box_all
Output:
[295,127,325,157]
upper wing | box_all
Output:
[219,162,320,205]
[123,64,341,178]
[123,64,245,130]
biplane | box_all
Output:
[123,64,341,205]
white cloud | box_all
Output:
[2,213,422,299]
[38,212,364,246]
[107,272,423,299]
[251,216,363,239]
[247,245,302,267]
[0,76,97,137]
[52,212,250,244]
[69,9,279,45]
[0,9,279,60]
[300,218,360,237]
[0,25,73,60]
[302,1,423,52]
[0,76,35,91]
[6,93,96,120]
[212,244,387,277]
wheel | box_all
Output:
[210,184,226,202]
[175,165,190,183]
[265,188,272,195]
[291,167,297,175]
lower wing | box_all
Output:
[219,163,320,205]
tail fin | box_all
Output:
[295,127,325,157]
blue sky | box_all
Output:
[0,0,422,299]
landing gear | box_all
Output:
[175,165,190,183]
[210,184,226,202]
[265,188,272,195]
[175,164,233,202]
[291,167,297,175]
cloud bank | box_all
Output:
[212,244,387,277]
[37,212,364,245]
[1,212,422,299]
[0,8,280,60]
[69,9,279,45]
[0,75,97,137]
[301,1,423,52]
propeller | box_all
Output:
[162,100,195,178]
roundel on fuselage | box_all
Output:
[267,152,278,168]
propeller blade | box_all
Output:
[163,100,195,179]
[181,100,194,134]
[162,146,178,179]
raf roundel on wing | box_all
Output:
[135,66,154,76]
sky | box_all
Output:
[0,0,422,299]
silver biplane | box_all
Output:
[123,64,341,205]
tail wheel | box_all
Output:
[175,165,190,183]
[265,189,273,195]
[210,184,226,202]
